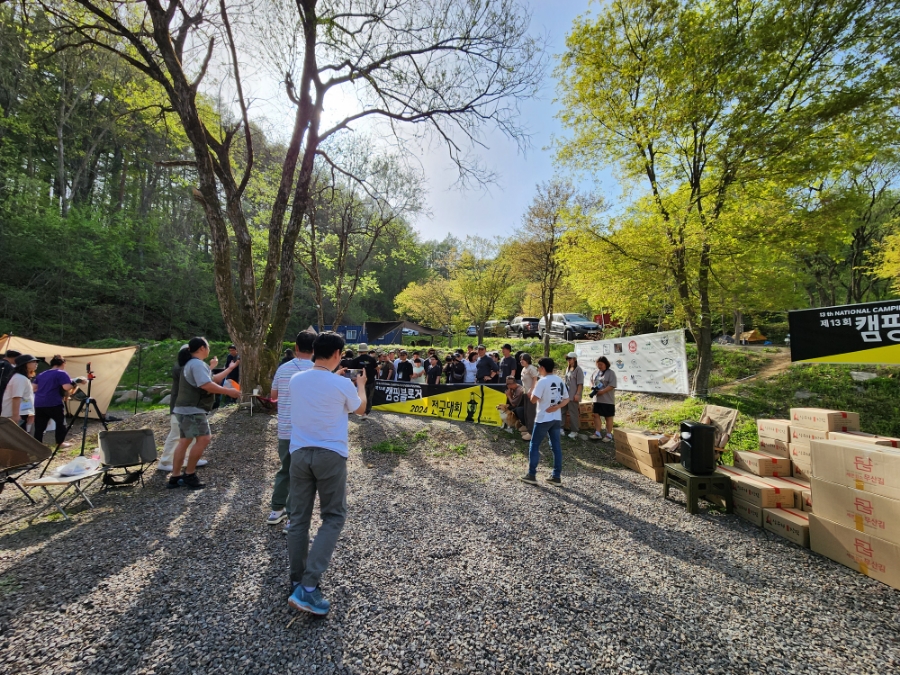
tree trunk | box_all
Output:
[733,309,743,343]
[692,243,714,397]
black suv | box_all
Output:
[538,313,601,341]
[507,316,540,338]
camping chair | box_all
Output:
[97,428,157,488]
[0,417,53,505]
[660,404,739,465]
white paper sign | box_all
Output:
[575,329,690,395]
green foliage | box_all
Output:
[369,439,411,455]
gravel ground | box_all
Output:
[1,408,898,674]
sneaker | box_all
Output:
[602,434,613,443]
[181,472,205,490]
[288,585,330,616]
[519,473,537,485]
[567,431,579,439]
[546,475,562,487]
[157,463,174,472]
[183,458,208,468]
[166,474,183,489]
[588,432,602,442]
[282,519,291,534]
[267,509,287,525]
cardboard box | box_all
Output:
[789,443,811,463]
[758,437,789,458]
[790,408,860,432]
[763,507,810,547]
[613,428,667,467]
[789,426,830,447]
[733,497,764,527]
[810,514,900,591]
[809,439,900,500]
[615,451,664,483]
[809,477,900,544]
[733,450,791,477]
[756,419,791,442]
[790,478,813,511]
[715,465,794,507]
[827,431,900,448]
[717,465,802,502]
[792,457,812,481]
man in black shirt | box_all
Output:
[499,344,517,380]
[350,343,379,416]
[475,344,499,383]
[426,355,442,385]
[396,350,413,381]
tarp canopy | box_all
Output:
[735,329,767,342]
[364,320,443,340]
[0,336,136,418]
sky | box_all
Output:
[409,0,619,242]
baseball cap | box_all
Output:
[566,352,577,359]
[357,343,369,352]
[15,354,38,366]
[477,344,486,350]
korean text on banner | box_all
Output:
[371,382,506,426]
[575,329,690,396]
[788,299,900,364]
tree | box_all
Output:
[453,236,512,343]
[557,0,900,395]
[44,0,545,390]
[513,179,602,355]
[395,276,467,343]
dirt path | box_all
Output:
[714,348,793,393]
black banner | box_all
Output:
[788,300,900,363]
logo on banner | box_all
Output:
[628,340,637,353]
[661,358,674,367]
[615,359,625,369]
[631,360,641,370]
[603,344,610,355]
[661,336,669,346]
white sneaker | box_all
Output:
[267,509,287,525]
[567,431,579,439]
[157,463,174,472]
[602,434,613,443]
[183,459,209,468]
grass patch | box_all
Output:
[0,574,19,597]
[413,429,429,442]
[368,439,410,455]
[449,443,467,456]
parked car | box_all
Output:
[401,328,419,336]
[507,316,540,338]
[484,319,510,337]
[538,313,601,341]
[466,325,478,337]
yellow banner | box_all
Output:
[373,385,506,426]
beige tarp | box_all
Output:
[735,329,767,342]
[0,336,136,418]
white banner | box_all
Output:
[575,329,690,395]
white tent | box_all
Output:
[0,336,136,418]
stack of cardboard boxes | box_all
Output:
[613,429,668,482]
[808,434,900,591]
[564,402,594,432]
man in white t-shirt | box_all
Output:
[265,330,316,528]
[287,331,366,617]
[521,357,569,487]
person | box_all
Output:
[267,330,316,528]
[378,352,395,380]
[563,352,585,439]
[466,345,475,357]
[393,350,403,381]
[1,354,38,428]
[222,345,241,404]
[463,351,478,383]
[426,355,442,385]
[0,349,22,403]
[499,344,517,380]
[449,353,467,383]
[442,354,454,382]
[411,358,426,383]
[287,331,366,616]
[350,343,378,416]
[396,350,413,381]
[340,349,355,370]
[504,376,526,431]
[168,337,240,489]
[280,348,295,365]
[521,357,569,487]
[475,345,499,383]
[513,350,525,381]
[158,348,233,472]
[589,356,617,443]
[32,355,75,447]
[519,353,539,430]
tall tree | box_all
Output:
[557,0,900,395]
[44,0,545,389]
[454,236,511,342]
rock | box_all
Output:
[159,395,171,405]
[850,371,878,382]
[115,390,141,403]
[145,385,170,397]
[793,390,814,400]
[141,396,152,403]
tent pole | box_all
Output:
[134,344,143,415]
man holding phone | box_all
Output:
[350,343,378,417]
[287,332,366,616]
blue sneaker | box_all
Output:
[288,585,330,616]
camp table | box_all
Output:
[23,467,106,521]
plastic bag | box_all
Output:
[57,456,101,476]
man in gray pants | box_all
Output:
[287,331,366,616]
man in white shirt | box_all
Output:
[521,357,569,487]
[265,330,316,528]
[287,331,366,616]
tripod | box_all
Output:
[40,362,108,476]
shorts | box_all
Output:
[593,402,616,418]
[176,412,211,439]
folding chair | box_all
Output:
[699,404,739,460]
[0,417,53,505]
[97,428,157,488]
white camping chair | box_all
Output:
[98,429,157,488]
